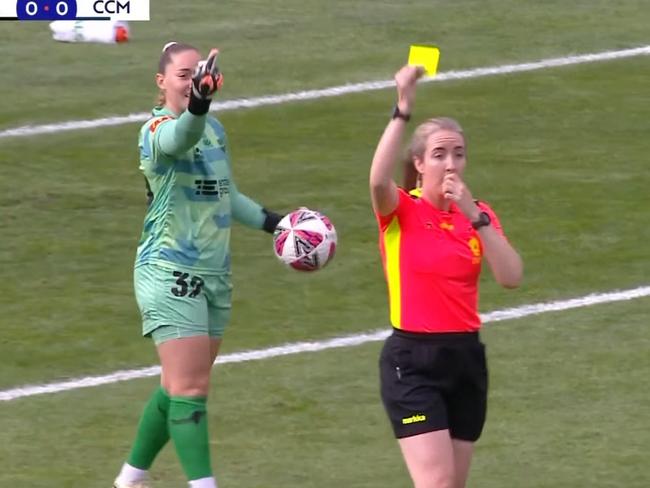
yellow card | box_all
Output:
[408,44,440,77]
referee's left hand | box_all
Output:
[442,172,480,221]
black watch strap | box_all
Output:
[392,105,411,122]
[471,211,491,230]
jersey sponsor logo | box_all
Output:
[149,115,173,133]
[194,178,230,198]
[468,236,481,264]
[402,414,427,425]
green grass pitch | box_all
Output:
[1,1,649,486]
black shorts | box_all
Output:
[379,329,488,441]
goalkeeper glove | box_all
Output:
[262,209,284,234]
[188,48,224,115]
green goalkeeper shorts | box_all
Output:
[134,263,233,345]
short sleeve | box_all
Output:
[375,188,414,231]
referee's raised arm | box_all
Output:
[370,65,424,216]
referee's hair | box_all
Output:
[402,117,465,191]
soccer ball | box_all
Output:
[273,208,337,271]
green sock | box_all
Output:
[168,396,212,481]
[126,386,171,469]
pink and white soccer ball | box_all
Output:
[273,208,337,271]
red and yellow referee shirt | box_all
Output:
[376,188,505,333]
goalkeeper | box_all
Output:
[113,42,282,488]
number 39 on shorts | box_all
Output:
[171,271,205,298]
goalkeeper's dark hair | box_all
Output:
[156,41,199,105]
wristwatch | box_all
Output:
[471,211,491,230]
[392,105,411,122]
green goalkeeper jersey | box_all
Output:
[135,106,265,273]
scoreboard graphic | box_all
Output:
[0,0,149,21]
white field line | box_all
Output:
[1,285,649,402]
[1,45,649,140]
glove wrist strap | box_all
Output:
[188,94,211,116]
[262,209,282,234]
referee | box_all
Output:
[370,64,523,488]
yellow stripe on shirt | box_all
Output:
[383,216,402,328]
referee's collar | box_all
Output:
[408,188,459,214]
